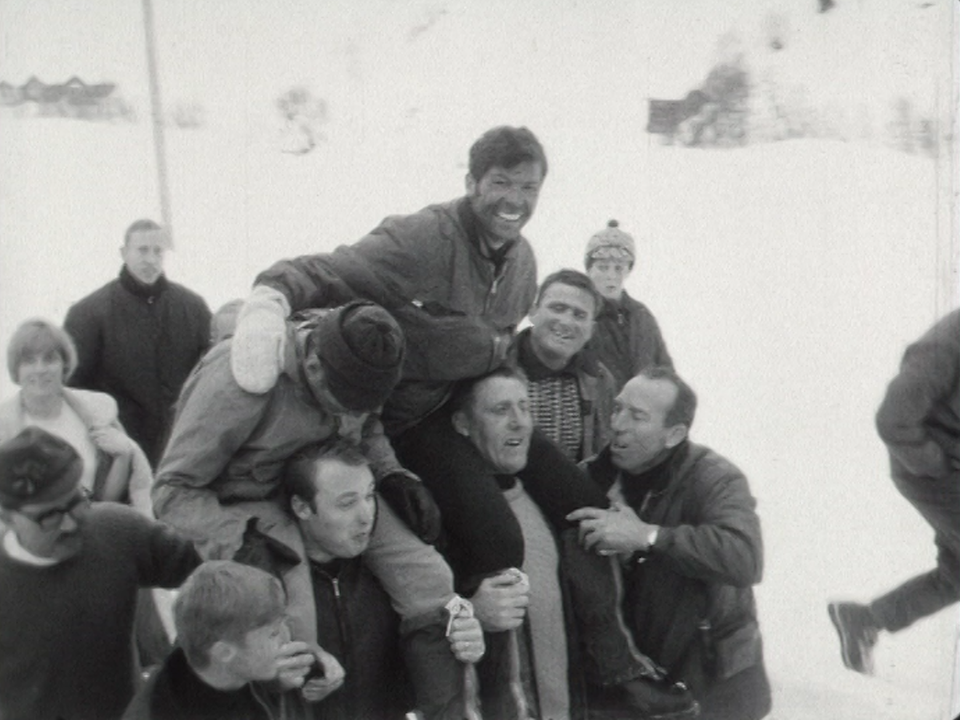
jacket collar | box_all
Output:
[456,197,516,274]
[119,264,168,300]
[617,440,690,509]
[597,291,634,320]
[515,327,602,381]
[155,646,267,717]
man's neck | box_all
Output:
[528,338,571,373]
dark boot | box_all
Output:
[827,601,880,675]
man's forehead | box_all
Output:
[127,228,170,248]
[618,376,677,411]
[483,161,544,182]
[540,282,595,311]
[477,376,526,400]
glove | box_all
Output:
[377,471,442,545]
[233,517,302,577]
[231,285,291,394]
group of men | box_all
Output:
[0,123,955,720]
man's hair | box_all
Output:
[447,365,528,419]
[535,268,603,318]
[174,561,287,670]
[123,218,161,245]
[468,126,547,182]
[637,365,698,429]
[285,439,370,513]
[7,318,78,384]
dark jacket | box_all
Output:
[64,267,211,466]
[121,647,304,720]
[255,197,537,435]
[308,556,413,720]
[584,442,770,720]
[875,308,960,483]
[588,291,671,391]
[508,328,616,460]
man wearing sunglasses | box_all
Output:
[0,426,200,720]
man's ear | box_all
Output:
[451,410,470,438]
[464,173,476,196]
[290,495,312,520]
[210,639,237,665]
[664,424,688,449]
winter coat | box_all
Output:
[588,291,672,391]
[64,266,211,466]
[875,308,960,484]
[507,328,615,460]
[121,647,307,720]
[307,556,413,720]
[255,197,537,434]
[584,442,770,720]
[0,387,153,516]
[153,319,403,562]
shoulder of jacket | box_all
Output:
[684,443,748,488]
[63,388,120,425]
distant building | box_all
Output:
[1,76,118,118]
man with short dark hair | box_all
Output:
[508,268,615,461]
[284,440,484,719]
[0,426,200,720]
[569,367,772,720]
[122,560,324,720]
[64,218,211,467]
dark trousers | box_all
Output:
[870,469,960,632]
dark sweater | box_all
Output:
[0,504,200,720]
[122,647,289,720]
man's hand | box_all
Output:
[470,569,530,632]
[447,616,485,664]
[231,285,290,394]
[300,646,346,704]
[567,501,652,556]
[377,471,442,544]
[274,640,319,689]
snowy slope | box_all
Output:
[1,1,957,718]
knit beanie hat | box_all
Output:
[584,220,636,267]
[307,301,405,412]
[0,427,82,510]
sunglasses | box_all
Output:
[20,487,92,530]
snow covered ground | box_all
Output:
[1,1,957,718]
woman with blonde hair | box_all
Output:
[0,318,152,514]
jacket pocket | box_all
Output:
[711,622,761,680]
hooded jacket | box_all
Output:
[255,197,537,435]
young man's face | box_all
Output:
[4,486,91,561]
[609,375,684,474]
[528,282,596,369]
[466,161,544,250]
[227,616,292,683]
[587,259,632,301]
[302,360,372,445]
[455,375,533,475]
[296,459,377,562]
[120,228,167,286]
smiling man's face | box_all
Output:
[466,161,544,250]
[454,375,533,475]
